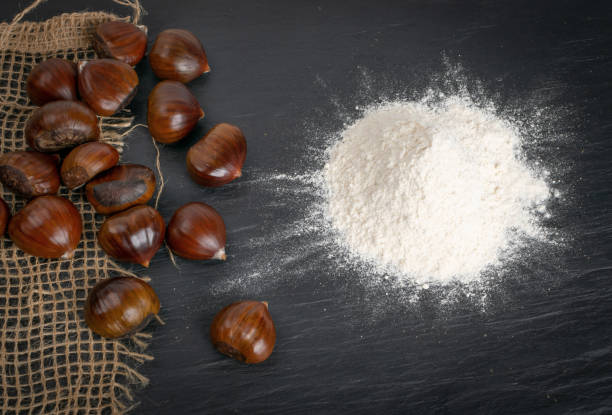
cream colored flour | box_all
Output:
[324,97,551,283]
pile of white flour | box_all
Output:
[324,97,551,283]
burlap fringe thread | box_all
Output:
[121,123,178,269]
[0,1,157,413]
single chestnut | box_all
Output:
[93,21,147,66]
[148,80,204,143]
[85,164,155,215]
[26,58,78,106]
[61,142,119,189]
[85,276,160,339]
[210,301,276,364]
[0,197,10,235]
[149,29,210,83]
[186,123,247,187]
[25,100,100,152]
[166,202,226,260]
[98,205,165,267]
[78,59,139,116]
[0,151,60,197]
[8,195,82,259]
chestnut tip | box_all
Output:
[199,108,205,119]
[261,301,268,309]
[140,259,150,268]
[214,248,226,261]
[61,249,75,260]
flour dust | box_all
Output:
[211,63,567,311]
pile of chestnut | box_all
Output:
[0,21,275,364]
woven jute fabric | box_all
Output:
[0,1,154,413]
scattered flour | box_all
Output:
[210,63,567,312]
[324,96,551,283]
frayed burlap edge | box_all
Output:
[0,1,156,414]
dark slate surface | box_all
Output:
[3,1,612,413]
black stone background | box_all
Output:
[3,1,612,413]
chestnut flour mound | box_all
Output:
[325,97,550,283]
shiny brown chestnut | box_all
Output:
[78,59,139,116]
[93,21,147,66]
[186,123,247,187]
[26,58,78,106]
[148,80,204,143]
[85,276,160,339]
[25,100,100,152]
[8,195,82,259]
[85,164,155,215]
[149,29,210,83]
[98,205,165,267]
[166,202,226,260]
[0,151,60,197]
[0,197,10,235]
[61,142,119,189]
[210,301,276,364]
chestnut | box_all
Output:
[61,142,119,189]
[93,21,147,66]
[8,195,82,259]
[98,205,165,267]
[25,100,100,152]
[0,197,10,235]
[26,58,78,106]
[210,301,276,364]
[78,59,139,116]
[85,164,156,215]
[166,202,226,260]
[0,151,60,197]
[85,276,160,339]
[148,80,204,143]
[186,123,247,187]
[149,29,210,83]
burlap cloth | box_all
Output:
[0,1,155,413]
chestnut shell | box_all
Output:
[26,58,78,106]
[8,195,82,259]
[25,100,100,152]
[61,142,119,189]
[98,205,165,267]
[78,59,139,116]
[147,80,204,143]
[149,29,210,83]
[166,202,226,260]
[186,123,247,187]
[210,301,276,364]
[85,164,156,215]
[0,151,60,197]
[93,21,147,66]
[85,276,160,339]
[0,197,10,235]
